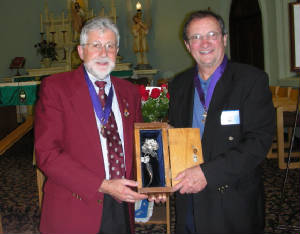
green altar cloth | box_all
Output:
[0,82,40,106]
[0,70,133,107]
[111,70,133,77]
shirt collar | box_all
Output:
[85,67,112,91]
[197,72,211,88]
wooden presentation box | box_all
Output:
[134,122,204,193]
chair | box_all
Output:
[276,103,300,169]
[0,213,3,234]
[270,86,300,169]
[267,86,279,159]
[136,195,171,234]
[267,86,290,159]
[268,87,300,169]
[33,149,46,209]
[36,167,45,208]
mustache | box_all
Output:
[92,57,114,64]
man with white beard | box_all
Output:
[34,17,152,234]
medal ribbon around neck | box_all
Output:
[83,67,113,126]
[194,55,228,112]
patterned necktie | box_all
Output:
[95,81,125,179]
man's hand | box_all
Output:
[148,193,167,203]
[172,165,207,194]
[99,179,148,203]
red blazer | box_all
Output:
[34,65,142,234]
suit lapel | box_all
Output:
[203,63,234,155]
[69,72,136,178]
[177,68,196,127]
[68,66,103,159]
[206,63,233,118]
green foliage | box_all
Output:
[140,85,169,122]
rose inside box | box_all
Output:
[134,122,204,193]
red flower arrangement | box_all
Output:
[139,84,169,122]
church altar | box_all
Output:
[0,80,39,155]
[0,81,40,107]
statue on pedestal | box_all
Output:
[131,9,152,70]
[71,0,86,42]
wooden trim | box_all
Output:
[36,167,45,208]
[0,213,3,234]
[289,2,300,72]
[277,105,300,169]
[0,81,40,87]
[0,116,33,155]
[134,122,172,193]
[137,195,171,234]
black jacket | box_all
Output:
[168,61,275,234]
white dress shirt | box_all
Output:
[87,70,125,179]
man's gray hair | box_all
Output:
[80,17,120,46]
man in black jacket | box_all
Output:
[169,10,275,234]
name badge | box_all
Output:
[221,110,240,125]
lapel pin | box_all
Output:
[124,108,130,117]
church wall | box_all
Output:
[0,0,298,87]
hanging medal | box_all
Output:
[194,55,228,124]
[194,73,208,123]
[83,67,114,136]
[100,125,106,136]
[202,109,207,123]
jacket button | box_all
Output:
[72,193,82,200]
[97,199,103,204]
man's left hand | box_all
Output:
[172,165,207,194]
[148,193,167,203]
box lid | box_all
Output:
[168,128,203,186]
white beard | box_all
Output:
[85,57,115,80]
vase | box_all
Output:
[41,58,52,68]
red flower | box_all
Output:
[161,83,168,89]
[166,92,170,100]
[150,88,161,99]
[139,85,149,101]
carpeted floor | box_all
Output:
[0,130,299,234]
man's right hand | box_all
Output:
[99,179,148,203]
[172,165,207,194]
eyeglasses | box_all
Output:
[188,31,221,44]
[82,41,118,53]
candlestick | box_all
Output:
[62,12,64,28]
[40,32,45,42]
[40,14,43,33]
[100,7,105,17]
[136,1,142,11]
[50,31,56,43]
[61,30,67,44]
[61,30,67,60]
[111,0,114,15]
[50,14,54,32]
[113,7,116,18]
